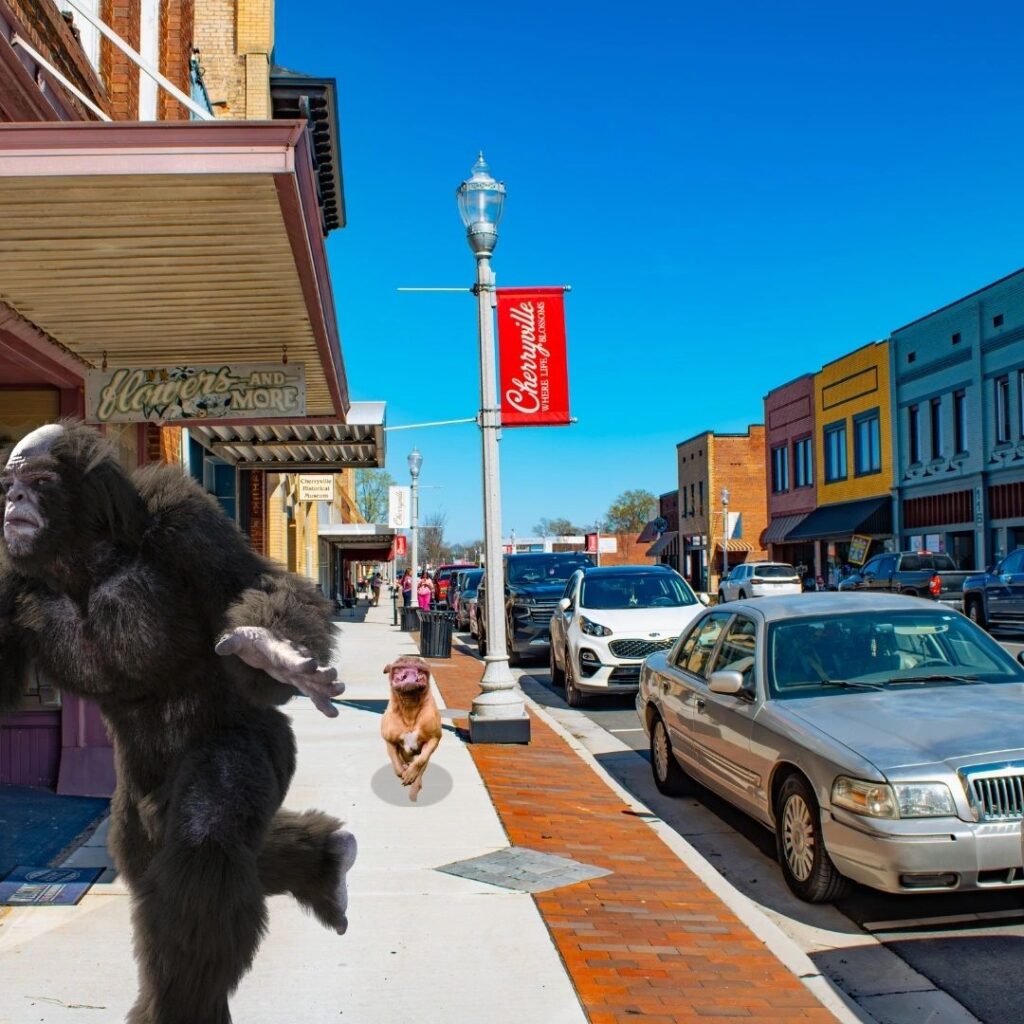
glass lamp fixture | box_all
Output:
[407,448,423,479]
[456,153,506,255]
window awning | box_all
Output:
[190,402,386,470]
[319,523,396,561]
[646,531,678,557]
[786,496,892,542]
[762,513,810,546]
[713,539,753,554]
[0,120,349,421]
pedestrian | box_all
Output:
[371,571,383,607]
[400,568,413,607]
[416,571,434,611]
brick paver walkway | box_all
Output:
[429,646,837,1024]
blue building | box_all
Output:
[890,267,1024,570]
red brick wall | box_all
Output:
[159,0,194,120]
[764,373,817,520]
[100,0,140,120]
[712,429,768,562]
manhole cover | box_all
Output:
[436,846,611,892]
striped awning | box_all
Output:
[713,539,753,554]
[762,513,810,546]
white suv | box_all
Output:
[549,565,705,707]
[719,562,801,602]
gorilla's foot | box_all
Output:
[313,828,357,935]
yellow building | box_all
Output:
[785,341,894,583]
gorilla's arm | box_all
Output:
[0,569,30,713]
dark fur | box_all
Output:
[0,423,347,1024]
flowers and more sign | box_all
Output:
[85,364,306,424]
[496,288,571,427]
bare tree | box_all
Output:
[535,516,582,537]
[354,468,396,524]
[420,510,450,568]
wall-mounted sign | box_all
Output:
[388,486,411,529]
[298,474,334,502]
[86,363,306,424]
[975,486,984,525]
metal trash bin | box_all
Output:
[417,609,456,658]
[399,606,420,632]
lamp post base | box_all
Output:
[468,710,531,744]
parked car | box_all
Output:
[963,549,1024,629]
[636,593,1024,902]
[477,552,595,665]
[718,562,802,603]
[838,551,972,609]
[549,564,704,707]
[434,562,476,607]
[451,568,484,630]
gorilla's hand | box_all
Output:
[215,626,343,717]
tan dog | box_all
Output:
[381,656,442,802]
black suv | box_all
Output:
[477,552,595,665]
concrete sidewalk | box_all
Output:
[0,603,587,1024]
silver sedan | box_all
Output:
[636,592,1024,902]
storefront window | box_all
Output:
[908,404,921,463]
[794,436,813,488]
[954,390,967,454]
[771,445,789,493]
[824,421,847,482]
[854,410,881,476]
[996,375,1011,443]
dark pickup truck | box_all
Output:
[477,551,594,665]
[962,549,1024,630]
[837,551,971,608]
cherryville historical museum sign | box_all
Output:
[85,364,307,424]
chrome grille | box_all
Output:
[609,637,676,660]
[965,768,1024,821]
[529,601,559,622]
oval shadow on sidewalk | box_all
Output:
[370,764,454,807]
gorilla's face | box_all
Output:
[0,425,67,561]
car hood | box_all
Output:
[509,582,571,600]
[576,605,702,637]
[785,684,1024,774]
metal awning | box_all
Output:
[190,401,386,470]
[319,523,395,561]
[0,120,349,421]
[786,496,892,542]
[646,531,678,558]
[762,513,810,546]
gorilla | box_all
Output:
[0,422,357,1024]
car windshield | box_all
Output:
[768,610,1023,698]
[753,564,798,579]
[462,570,483,592]
[581,572,697,609]
[507,555,592,585]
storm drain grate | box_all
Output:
[436,846,611,893]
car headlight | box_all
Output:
[831,777,899,819]
[892,782,957,818]
[579,616,612,637]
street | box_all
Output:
[457,630,1024,1024]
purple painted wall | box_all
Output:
[0,710,61,788]
[764,374,818,520]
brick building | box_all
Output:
[641,489,680,570]
[676,427,767,593]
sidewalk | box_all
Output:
[0,603,845,1023]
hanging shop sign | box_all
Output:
[848,534,871,565]
[496,287,571,427]
[298,475,334,502]
[393,535,408,557]
[85,363,306,424]
[388,486,411,529]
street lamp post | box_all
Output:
[457,153,530,743]
[721,487,730,583]
[408,448,422,586]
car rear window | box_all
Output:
[753,564,798,579]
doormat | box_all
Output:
[0,865,103,906]
[0,785,109,877]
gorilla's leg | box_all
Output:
[258,808,357,934]
[126,736,281,1024]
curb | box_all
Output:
[518,689,873,1024]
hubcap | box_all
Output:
[653,722,670,780]
[782,795,815,881]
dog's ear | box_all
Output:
[383,662,394,676]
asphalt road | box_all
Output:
[454,630,1024,1024]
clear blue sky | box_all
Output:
[277,2,1024,543]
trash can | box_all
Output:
[417,608,456,658]
[399,605,420,632]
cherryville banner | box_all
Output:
[496,287,571,427]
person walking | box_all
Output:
[416,571,434,611]
[371,571,383,607]
[400,568,413,607]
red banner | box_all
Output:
[393,535,408,557]
[496,287,571,427]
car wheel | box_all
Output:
[775,774,850,903]
[478,627,487,657]
[650,714,688,795]
[966,598,987,629]
[508,623,522,667]
[738,589,747,600]
[718,591,726,604]
[549,644,565,687]
[565,650,588,708]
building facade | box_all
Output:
[786,341,894,584]
[762,373,816,577]
[890,268,1024,570]
[641,490,679,570]
[677,427,767,593]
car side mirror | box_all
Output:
[708,669,745,695]
[697,592,711,606]
[1002,574,1013,585]
[557,597,572,612]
